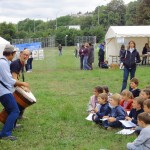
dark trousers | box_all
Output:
[26,58,33,71]
[80,55,84,70]
[0,94,19,137]
[98,55,104,67]
[121,67,136,92]
[102,120,122,128]
[142,56,147,65]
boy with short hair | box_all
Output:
[102,93,126,130]
[143,99,150,113]
[140,88,150,100]
[92,93,110,124]
[127,112,150,150]
[135,99,150,135]
[130,77,141,98]
[126,97,144,125]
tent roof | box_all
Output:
[0,36,10,44]
[105,26,150,39]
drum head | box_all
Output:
[15,87,36,103]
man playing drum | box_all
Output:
[0,45,29,141]
[10,48,30,119]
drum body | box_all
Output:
[13,87,36,109]
[0,87,36,123]
[0,109,8,124]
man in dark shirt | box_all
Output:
[10,48,30,119]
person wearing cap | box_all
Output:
[0,44,29,141]
[10,48,30,119]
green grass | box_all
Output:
[0,47,150,150]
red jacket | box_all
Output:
[120,99,133,111]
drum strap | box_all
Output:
[21,68,25,82]
[0,81,9,90]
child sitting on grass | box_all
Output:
[135,99,150,135]
[102,85,112,101]
[130,77,141,98]
[125,97,144,125]
[120,89,133,112]
[92,93,111,124]
[140,88,150,100]
[127,112,150,150]
[87,86,103,113]
[102,93,126,130]
[143,99,150,113]
[101,60,109,69]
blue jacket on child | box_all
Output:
[102,105,126,128]
[92,102,110,124]
[96,102,111,118]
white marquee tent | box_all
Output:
[0,36,10,58]
[105,26,150,64]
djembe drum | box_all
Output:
[0,87,36,123]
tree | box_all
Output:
[106,0,126,25]
[0,22,16,41]
[136,0,150,25]
[125,1,138,25]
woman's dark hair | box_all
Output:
[144,43,149,48]
[121,44,125,50]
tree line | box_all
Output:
[0,0,149,46]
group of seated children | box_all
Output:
[86,78,150,149]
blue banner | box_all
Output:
[14,42,42,51]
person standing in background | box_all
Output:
[58,44,62,56]
[79,44,85,70]
[121,41,141,92]
[26,51,33,72]
[142,43,149,65]
[83,43,91,70]
[119,44,126,62]
[98,42,105,68]
[88,43,94,70]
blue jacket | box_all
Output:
[109,105,126,121]
[96,102,111,119]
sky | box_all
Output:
[0,0,137,24]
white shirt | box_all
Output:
[129,48,134,53]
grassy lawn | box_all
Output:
[0,46,150,150]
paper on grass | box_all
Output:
[85,113,95,121]
[119,120,136,128]
[116,129,135,135]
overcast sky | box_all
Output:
[0,0,136,24]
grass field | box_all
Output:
[0,46,150,150]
